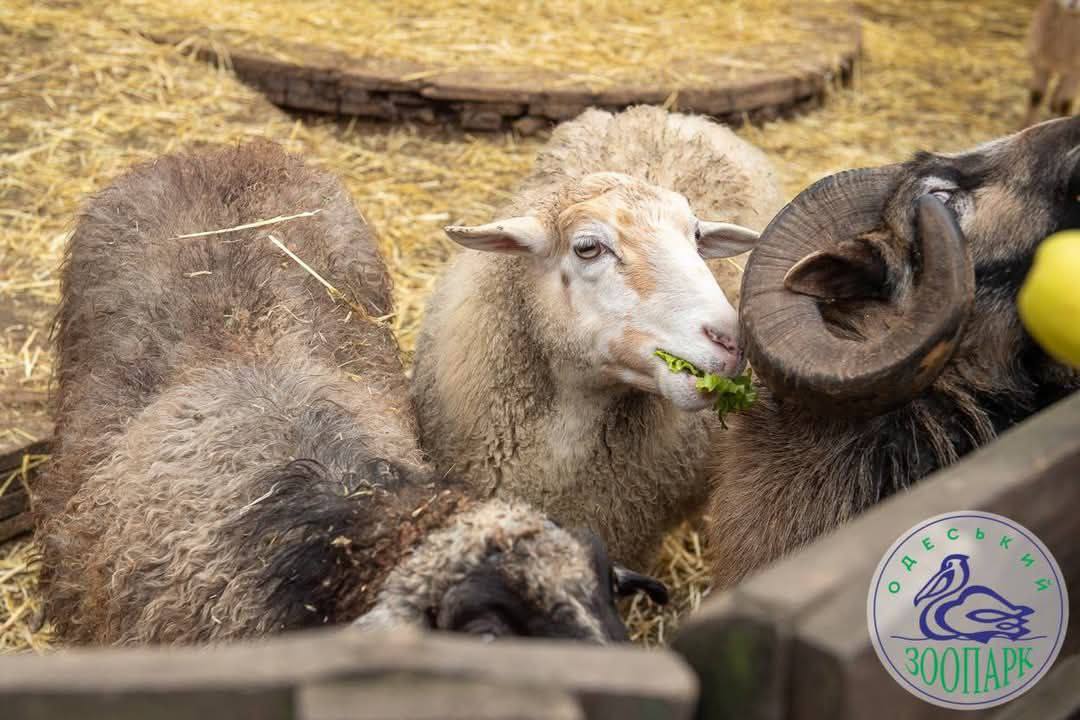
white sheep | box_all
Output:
[411,106,783,566]
[1025,0,1080,126]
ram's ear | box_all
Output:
[444,216,550,255]
[783,239,889,301]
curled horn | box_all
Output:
[739,166,975,415]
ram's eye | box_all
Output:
[574,238,604,260]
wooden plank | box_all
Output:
[141,22,861,130]
[989,654,1080,720]
[0,512,33,544]
[0,438,49,543]
[6,689,293,720]
[0,485,29,521]
[0,628,698,720]
[0,438,49,474]
[299,677,584,720]
[669,594,787,720]
[674,391,1080,720]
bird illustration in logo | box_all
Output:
[897,554,1038,644]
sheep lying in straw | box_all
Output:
[708,117,1080,589]
[412,106,783,567]
[1025,0,1080,125]
[33,141,664,645]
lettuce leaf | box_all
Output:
[655,349,757,428]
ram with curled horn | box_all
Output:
[706,117,1080,589]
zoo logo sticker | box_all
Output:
[867,511,1068,710]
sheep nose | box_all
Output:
[703,325,738,355]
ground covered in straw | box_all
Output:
[99,0,854,89]
[0,0,1041,652]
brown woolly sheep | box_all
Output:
[1025,0,1080,125]
[707,117,1080,589]
[411,106,783,567]
[34,141,664,646]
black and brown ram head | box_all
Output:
[740,116,1080,415]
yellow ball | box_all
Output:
[1018,230,1080,368]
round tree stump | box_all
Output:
[149,14,861,132]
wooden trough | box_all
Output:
[144,18,861,132]
[1,391,1078,718]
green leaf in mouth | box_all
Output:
[655,349,757,428]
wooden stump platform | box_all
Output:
[145,16,861,132]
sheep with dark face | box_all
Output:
[707,117,1080,589]
[34,141,662,645]
[1025,0,1080,125]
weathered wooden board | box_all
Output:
[988,653,1080,720]
[673,390,1080,720]
[0,439,46,543]
[0,628,698,720]
[144,20,861,132]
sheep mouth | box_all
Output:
[653,348,740,380]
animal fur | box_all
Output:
[707,119,1080,588]
[412,106,782,566]
[34,141,629,644]
[1025,0,1080,122]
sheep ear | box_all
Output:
[444,216,550,255]
[613,565,669,605]
[783,240,889,300]
[697,221,760,258]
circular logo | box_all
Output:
[867,511,1068,710]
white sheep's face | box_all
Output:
[444,173,756,411]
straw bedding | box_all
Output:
[98,0,856,90]
[0,0,1040,652]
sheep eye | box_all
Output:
[929,189,954,204]
[573,239,604,260]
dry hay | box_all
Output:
[98,0,856,90]
[0,539,49,653]
[0,0,1043,652]
[0,454,49,653]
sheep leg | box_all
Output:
[1024,66,1052,127]
[1050,72,1079,117]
